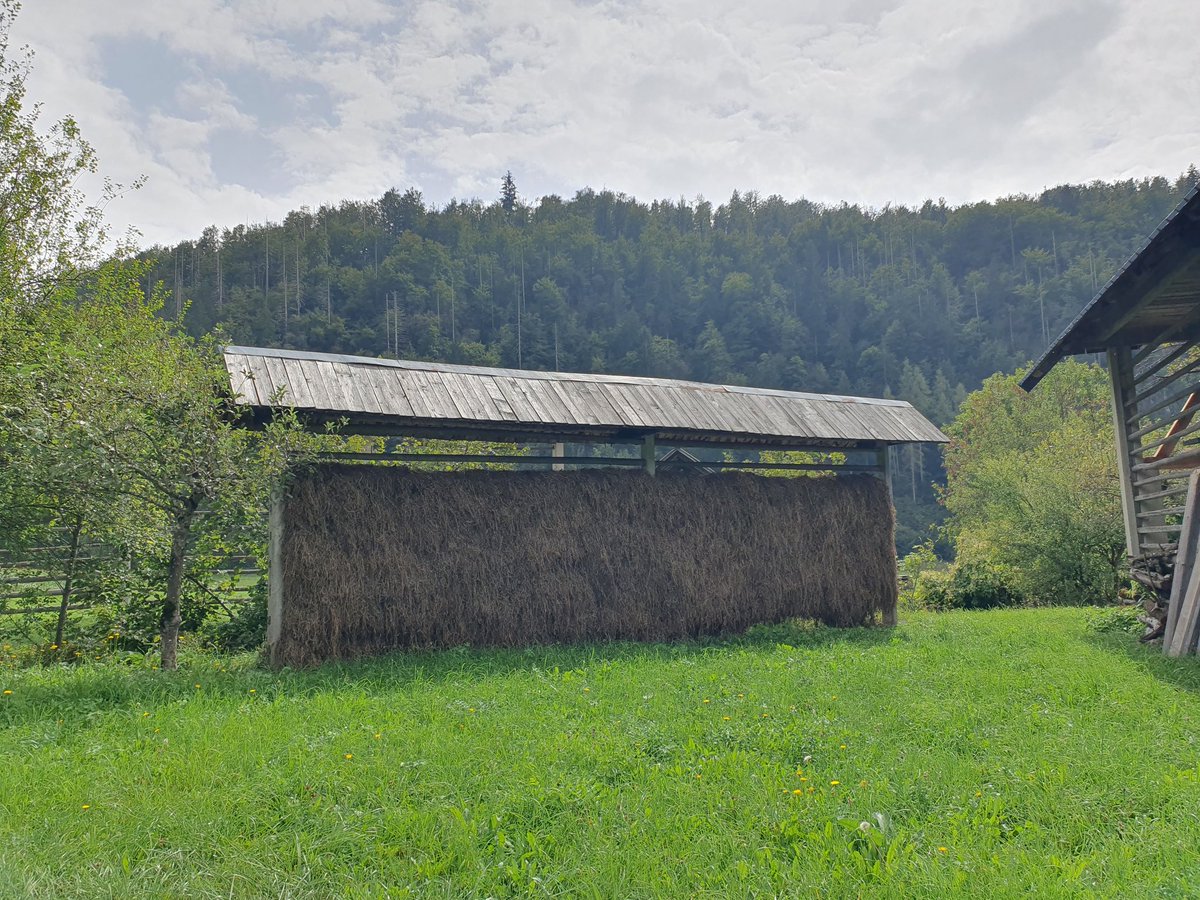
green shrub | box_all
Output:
[908,569,954,611]
[1086,604,1143,636]
[201,580,268,653]
[949,560,1023,610]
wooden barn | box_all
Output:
[223,345,948,667]
[1021,181,1200,655]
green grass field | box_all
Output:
[0,608,1198,898]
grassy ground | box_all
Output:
[0,609,1197,898]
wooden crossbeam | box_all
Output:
[1150,392,1200,461]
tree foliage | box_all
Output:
[0,4,304,667]
[941,361,1124,605]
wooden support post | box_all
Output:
[1164,470,1200,653]
[551,442,565,472]
[267,485,285,664]
[875,446,892,495]
[642,434,656,476]
[1108,347,1142,558]
[878,446,898,626]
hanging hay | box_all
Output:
[270,463,897,667]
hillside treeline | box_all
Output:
[144,171,1199,545]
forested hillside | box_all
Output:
[144,170,1199,548]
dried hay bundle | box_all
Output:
[272,464,896,667]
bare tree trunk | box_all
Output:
[160,493,200,671]
[54,517,83,649]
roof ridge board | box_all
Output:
[224,345,914,409]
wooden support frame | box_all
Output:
[1108,347,1143,558]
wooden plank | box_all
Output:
[365,368,415,418]
[480,377,519,422]
[1109,347,1143,557]
[267,488,284,656]
[675,387,728,433]
[225,356,260,405]
[279,358,316,409]
[493,377,541,423]
[440,373,488,421]
[311,360,352,412]
[605,383,653,428]
[523,378,575,425]
[1143,393,1200,459]
[573,379,625,426]
[244,355,278,405]
[624,383,672,430]
[396,370,437,419]
[508,376,555,422]
[1167,471,1200,656]
[1132,339,1196,386]
[261,356,297,407]
[331,362,380,413]
[457,373,506,421]
[1133,323,1194,366]
[1133,446,1200,473]
[543,380,592,426]
[1128,356,1200,408]
[671,387,727,434]
[1135,483,1191,503]
[299,361,335,411]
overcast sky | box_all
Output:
[12,0,1200,247]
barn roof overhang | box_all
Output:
[1021,182,1200,391]
[222,346,948,451]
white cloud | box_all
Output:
[9,0,1199,247]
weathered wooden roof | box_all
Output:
[1022,181,1200,390]
[223,346,948,448]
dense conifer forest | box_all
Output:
[143,171,1199,547]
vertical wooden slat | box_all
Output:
[1108,347,1142,558]
[1164,470,1200,653]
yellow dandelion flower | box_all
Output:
[194,683,201,689]
[937,846,948,853]
[49,644,58,650]
[374,733,381,739]
[792,789,803,795]
[2,690,11,696]
[830,780,840,786]
[761,713,769,718]
[142,712,150,717]
[582,687,590,693]
[702,699,710,704]
[840,744,847,749]
[81,804,90,810]
[344,753,353,760]
[249,689,256,694]
[799,777,808,782]
[722,716,731,721]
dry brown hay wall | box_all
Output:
[272,464,897,667]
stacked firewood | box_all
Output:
[1128,548,1176,642]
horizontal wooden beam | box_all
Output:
[318,452,878,473]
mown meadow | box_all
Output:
[0,608,1197,897]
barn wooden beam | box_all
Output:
[1108,347,1142,557]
